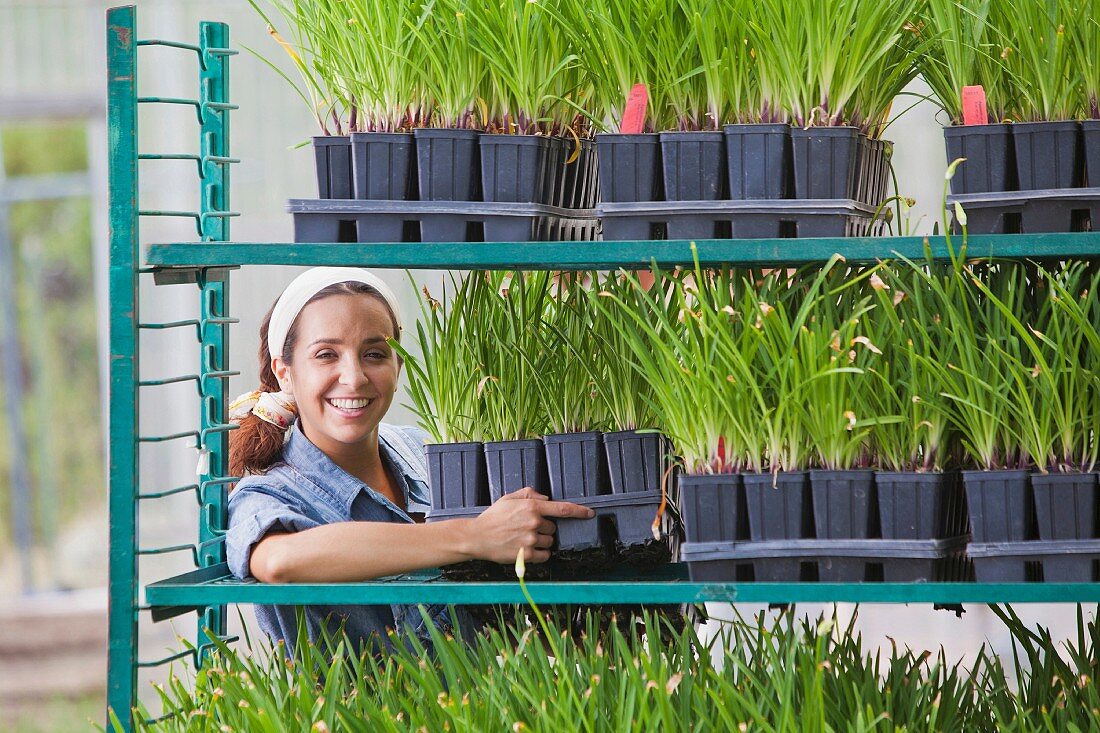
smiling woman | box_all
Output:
[225,267,594,654]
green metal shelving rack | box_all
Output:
[106,5,1100,729]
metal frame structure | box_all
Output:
[106,5,1100,729]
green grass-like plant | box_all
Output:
[117,605,1100,732]
[748,0,928,131]
[463,0,580,134]
[473,271,553,442]
[919,0,1011,123]
[1065,0,1100,118]
[993,0,1080,121]
[392,273,486,444]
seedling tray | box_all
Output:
[681,537,970,583]
[555,490,663,553]
[288,199,598,243]
[596,199,885,240]
[948,188,1100,234]
[968,540,1100,582]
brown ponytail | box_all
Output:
[229,281,401,477]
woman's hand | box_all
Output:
[468,487,595,564]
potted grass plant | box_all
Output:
[407,0,486,208]
[973,264,1100,543]
[648,0,727,208]
[341,0,426,202]
[920,0,1016,194]
[247,0,358,199]
[465,0,584,208]
[474,271,553,500]
[913,258,1035,546]
[700,0,792,202]
[391,273,490,517]
[995,0,1083,190]
[748,0,926,202]
[796,269,880,547]
[863,264,966,547]
[554,0,670,203]
[531,274,611,507]
[587,273,668,497]
[593,260,758,552]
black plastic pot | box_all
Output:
[659,131,727,201]
[809,469,876,539]
[479,134,548,204]
[350,132,416,201]
[413,128,481,202]
[544,431,610,501]
[1032,471,1099,541]
[595,133,663,203]
[962,469,1034,543]
[876,471,966,541]
[791,126,861,200]
[679,473,745,544]
[1082,120,1100,186]
[943,124,1016,194]
[603,429,667,495]
[1013,120,1082,191]
[484,439,550,502]
[723,123,792,200]
[743,471,813,541]
[425,441,489,511]
[312,135,352,199]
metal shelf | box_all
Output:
[145,232,1100,270]
[145,563,1100,617]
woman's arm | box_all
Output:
[249,488,595,583]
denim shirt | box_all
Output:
[226,421,465,653]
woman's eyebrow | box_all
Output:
[307,335,390,348]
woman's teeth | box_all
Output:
[328,398,369,409]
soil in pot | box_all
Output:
[809,469,877,539]
[679,472,745,544]
[603,429,669,495]
[876,470,966,540]
[425,441,488,512]
[1032,471,1099,541]
[595,133,663,203]
[544,431,610,502]
[484,438,550,502]
[313,135,353,199]
[480,134,548,204]
[791,126,861,200]
[350,132,417,200]
[723,123,792,200]
[962,469,1034,543]
[659,131,727,201]
[943,124,1016,194]
[1013,120,1082,190]
[414,128,481,202]
[743,471,813,541]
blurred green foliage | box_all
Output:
[0,122,103,553]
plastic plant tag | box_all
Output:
[620,83,649,134]
[962,86,988,126]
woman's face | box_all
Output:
[273,293,400,457]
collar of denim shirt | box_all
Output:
[282,422,431,515]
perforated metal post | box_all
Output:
[195,19,235,665]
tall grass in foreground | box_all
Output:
[117,605,1100,732]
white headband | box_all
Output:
[267,267,403,360]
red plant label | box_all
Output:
[962,86,988,126]
[620,83,649,134]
